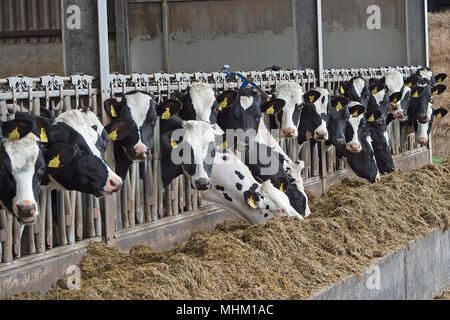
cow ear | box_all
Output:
[243,190,261,209]
[389,92,403,104]
[303,90,321,104]
[433,108,448,120]
[105,119,134,141]
[216,90,238,111]
[261,98,285,115]
[331,96,349,111]
[45,143,77,169]
[104,98,121,119]
[349,105,365,118]
[435,73,447,84]
[410,86,425,98]
[170,91,186,103]
[369,82,386,95]
[157,99,183,120]
[404,76,420,88]
[40,107,55,120]
[431,84,446,96]
[366,109,383,125]
[2,119,34,141]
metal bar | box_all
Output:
[424,0,429,67]
[316,0,323,78]
[161,0,169,73]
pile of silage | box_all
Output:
[8,159,450,300]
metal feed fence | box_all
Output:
[0,66,426,266]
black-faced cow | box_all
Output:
[326,95,351,148]
[341,77,371,107]
[297,89,329,146]
[0,119,45,225]
[412,67,447,87]
[160,117,222,190]
[216,88,285,151]
[203,148,302,224]
[172,83,219,123]
[104,91,182,179]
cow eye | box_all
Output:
[91,125,97,131]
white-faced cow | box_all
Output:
[172,83,219,123]
[0,119,45,225]
[104,91,182,179]
[341,77,371,107]
[203,148,303,224]
[160,117,222,190]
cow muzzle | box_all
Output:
[193,178,211,191]
[417,137,428,145]
[16,201,38,225]
[134,145,148,161]
[314,130,328,141]
[332,136,346,148]
[105,177,123,194]
[281,127,297,138]
[375,173,381,183]
[346,142,361,153]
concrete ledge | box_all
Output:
[313,229,449,300]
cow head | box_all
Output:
[0,119,45,225]
[414,67,447,86]
[284,160,310,217]
[271,82,304,138]
[341,77,370,107]
[216,88,285,151]
[172,83,219,123]
[299,89,329,141]
[345,104,367,153]
[165,120,223,190]
[243,180,302,223]
[327,96,350,148]
[383,70,412,121]
[346,135,381,183]
[415,108,448,145]
[408,82,446,124]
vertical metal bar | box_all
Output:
[316,0,324,80]
[0,210,12,263]
[64,191,75,245]
[45,190,53,249]
[161,0,169,73]
[75,192,83,241]
[57,191,67,246]
[98,0,116,246]
[424,0,430,67]
[35,190,46,253]
[114,0,130,74]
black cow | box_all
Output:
[297,89,329,146]
[104,91,182,179]
[341,76,371,107]
[0,119,45,224]
[326,95,351,148]
[216,88,285,151]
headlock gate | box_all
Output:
[0,65,430,295]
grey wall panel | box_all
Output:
[407,0,427,66]
[321,0,408,69]
[294,0,319,71]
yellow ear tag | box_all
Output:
[340,86,345,94]
[221,141,227,150]
[336,101,343,111]
[352,111,359,118]
[413,91,419,98]
[8,127,20,141]
[279,183,285,192]
[40,128,48,143]
[406,82,412,87]
[161,108,171,120]
[248,196,257,209]
[392,97,398,103]
[108,129,118,141]
[371,88,378,94]
[309,95,315,103]
[368,114,375,122]
[437,113,442,119]
[171,138,178,149]
[48,155,61,168]
[433,89,439,95]
[218,98,228,111]
[266,97,271,102]
[266,106,275,115]
[437,78,443,83]
[110,105,117,118]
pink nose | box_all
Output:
[417,137,428,145]
[274,208,286,217]
[281,128,296,138]
[347,143,361,152]
[314,130,328,140]
[375,174,381,183]
[106,177,123,193]
[134,145,148,160]
[16,201,37,224]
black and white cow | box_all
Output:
[203,148,302,224]
[297,88,329,146]
[104,91,182,179]
[326,95,351,148]
[160,117,222,190]
[412,67,447,87]
[172,83,219,123]
[0,119,45,224]
[16,109,129,197]
[341,76,371,107]
[383,70,412,121]
[216,88,285,151]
